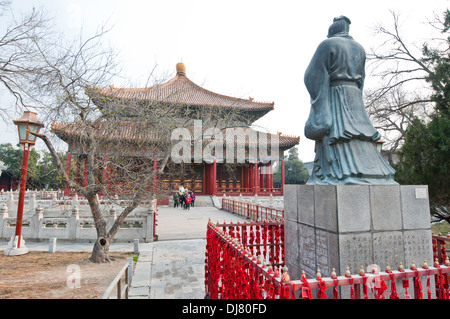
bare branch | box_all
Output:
[31,130,87,197]
[365,10,447,156]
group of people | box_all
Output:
[173,185,196,210]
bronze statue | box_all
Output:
[304,16,397,185]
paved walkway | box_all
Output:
[129,206,246,299]
[1,205,246,299]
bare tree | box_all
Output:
[366,11,435,102]
[364,10,445,154]
[365,85,433,161]
[25,27,256,262]
[366,9,449,223]
[0,3,51,121]
[22,26,179,262]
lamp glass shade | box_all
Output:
[28,125,38,141]
[18,124,28,141]
[13,111,43,145]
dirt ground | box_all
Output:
[0,251,136,299]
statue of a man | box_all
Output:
[304,16,397,185]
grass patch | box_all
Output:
[431,220,450,236]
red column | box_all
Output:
[242,166,246,190]
[219,164,223,190]
[76,155,81,185]
[260,166,265,191]
[243,165,248,192]
[204,164,208,195]
[14,144,30,248]
[64,152,72,196]
[83,155,88,188]
[269,162,273,189]
[281,159,285,195]
[206,163,211,195]
[254,160,259,195]
[264,162,272,191]
[248,163,252,194]
[212,159,217,196]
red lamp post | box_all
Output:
[4,111,43,256]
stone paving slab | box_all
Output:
[147,239,206,299]
[130,206,247,299]
[155,206,245,241]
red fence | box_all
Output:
[205,220,285,299]
[221,198,284,221]
[433,233,449,264]
[205,220,450,299]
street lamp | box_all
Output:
[4,111,43,256]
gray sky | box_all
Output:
[2,0,449,162]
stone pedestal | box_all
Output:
[284,185,433,281]
[3,235,29,256]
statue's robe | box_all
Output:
[304,33,397,185]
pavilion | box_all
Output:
[52,63,299,199]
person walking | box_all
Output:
[190,191,196,208]
[173,192,179,208]
[185,192,191,211]
[179,190,185,210]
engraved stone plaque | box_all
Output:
[316,229,330,275]
[339,233,373,275]
[403,230,433,264]
[373,231,404,268]
[415,188,428,199]
[299,224,315,273]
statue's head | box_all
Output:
[327,15,351,38]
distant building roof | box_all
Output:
[51,121,300,150]
[54,62,299,157]
[86,62,274,114]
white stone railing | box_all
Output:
[217,193,284,210]
[0,190,155,216]
[0,195,156,243]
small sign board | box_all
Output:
[415,188,427,199]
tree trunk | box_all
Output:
[86,193,110,263]
[90,236,111,263]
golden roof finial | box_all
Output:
[176,62,186,76]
